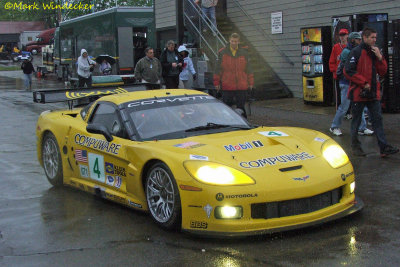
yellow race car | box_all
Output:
[35,87,363,236]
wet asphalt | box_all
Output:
[0,58,399,266]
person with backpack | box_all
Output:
[329,32,373,136]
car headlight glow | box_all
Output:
[350,182,355,194]
[322,142,349,168]
[215,206,243,219]
[183,161,255,185]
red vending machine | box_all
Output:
[301,26,333,105]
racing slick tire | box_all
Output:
[145,162,181,230]
[42,132,63,186]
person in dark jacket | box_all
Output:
[344,27,398,157]
[160,40,183,89]
[21,58,35,90]
[213,33,254,118]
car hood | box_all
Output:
[153,126,350,197]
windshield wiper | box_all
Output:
[185,122,250,132]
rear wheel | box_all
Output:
[145,162,181,230]
[42,132,63,186]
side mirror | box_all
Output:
[86,123,113,142]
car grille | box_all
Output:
[251,187,342,219]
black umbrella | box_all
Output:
[95,55,116,65]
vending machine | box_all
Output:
[301,26,333,105]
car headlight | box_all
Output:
[183,161,255,185]
[322,141,349,168]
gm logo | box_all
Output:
[216,193,224,201]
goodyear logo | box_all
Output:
[66,87,127,100]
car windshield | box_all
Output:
[125,96,251,140]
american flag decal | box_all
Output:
[75,149,88,163]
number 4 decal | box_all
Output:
[259,131,289,137]
[88,153,105,183]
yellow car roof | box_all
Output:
[100,89,209,105]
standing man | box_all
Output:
[329,28,349,110]
[77,49,96,88]
[134,47,162,90]
[21,58,35,90]
[345,27,398,157]
[160,40,183,89]
[195,0,218,31]
[214,33,254,118]
[329,32,373,136]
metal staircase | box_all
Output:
[183,0,292,99]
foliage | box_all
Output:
[0,0,153,28]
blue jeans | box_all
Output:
[202,6,216,30]
[351,101,387,152]
[331,82,366,130]
[24,73,32,90]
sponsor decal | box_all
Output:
[106,175,114,186]
[105,162,114,174]
[114,166,126,177]
[174,141,205,149]
[105,192,125,203]
[341,171,354,181]
[293,175,310,182]
[74,133,121,155]
[314,137,326,142]
[190,220,208,229]
[216,193,224,201]
[79,165,89,178]
[75,149,88,163]
[224,140,264,152]
[259,131,289,137]
[239,152,315,169]
[66,88,127,100]
[114,176,122,189]
[204,204,213,218]
[88,153,105,183]
[225,193,258,199]
[127,95,214,107]
[128,200,142,209]
[190,154,209,161]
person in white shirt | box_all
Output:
[178,45,197,89]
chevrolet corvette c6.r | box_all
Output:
[35,88,363,236]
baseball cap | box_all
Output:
[339,28,349,35]
[348,32,362,41]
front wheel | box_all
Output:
[145,162,181,230]
[42,132,63,186]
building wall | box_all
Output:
[154,0,176,30]
[227,0,400,97]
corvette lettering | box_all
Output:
[127,95,214,107]
[239,152,315,168]
[74,134,121,155]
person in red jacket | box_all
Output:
[329,28,348,110]
[344,27,398,157]
[213,33,254,118]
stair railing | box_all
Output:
[183,0,227,61]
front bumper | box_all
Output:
[182,196,363,237]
